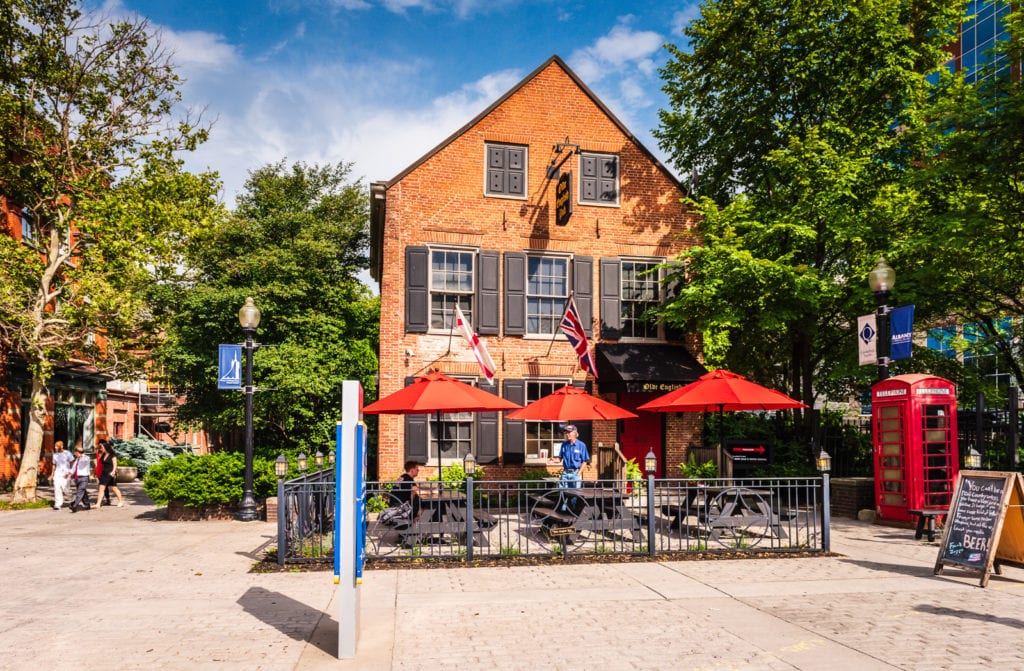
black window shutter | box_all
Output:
[405,246,429,333]
[403,377,429,463]
[581,154,597,202]
[507,148,524,195]
[600,257,621,339]
[476,380,499,464]
[502,379,526,465]
[570,380,593,452]
[600,156,618,202]
[477,250,499,335]
[572,256,593,337]
[504,252,526,336]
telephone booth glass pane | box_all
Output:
[921,405,953,508]
[877,405,904,505]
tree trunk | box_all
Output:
[12,377,48,502]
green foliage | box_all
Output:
[518,468,554,481]
[109,437,175,476]
[678,454,718,480]
[0,0,221,498]
[117,457,138,468]
[624,458,643,483]
[654,0,980,423]
[155,160,379,456]
[143,452,276,507]
[428,462,485,491]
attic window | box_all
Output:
[485,143,526,198]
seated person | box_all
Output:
[391,460,422,520]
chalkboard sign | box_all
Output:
[939,475,1006,569]
[934,471,1024,587]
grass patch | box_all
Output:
[0,499,53,511]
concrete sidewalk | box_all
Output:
[3,483,1024,670]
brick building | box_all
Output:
[369,55,709,481]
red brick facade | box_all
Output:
[370,56,706,482]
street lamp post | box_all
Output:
[817,449,832,553]
[275,454,288,565]
[237,297,261,522]
[868,258,896,382]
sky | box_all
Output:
[98,0,701,206]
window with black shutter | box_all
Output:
[486,144,527,198]
[579,153,619,206]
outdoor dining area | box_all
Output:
[355,368,830,562]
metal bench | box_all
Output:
[908,508,944,542]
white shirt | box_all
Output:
[53,450,73,475]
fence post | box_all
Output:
[465,476,474,561]
[976,391,986,468]
[1009,386,1019,470]
[647,474,656,558]
[822,473,831,553]
[277,477,286,566]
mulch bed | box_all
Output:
[250,549,836,573]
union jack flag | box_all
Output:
[559,296,598,378]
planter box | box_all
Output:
[115,466,138,483]
[166,498,267,521]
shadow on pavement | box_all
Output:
[837,558,936,577]
[237,586,337,656]
[915,603,1024,629]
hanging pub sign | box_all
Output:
[555,172,572,226]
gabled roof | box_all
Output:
[379,54,682,190]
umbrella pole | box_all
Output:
[717,406,724,478]
[436,409,443,492]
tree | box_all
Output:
[899,4,1024,398]
[655,0,965,428]
[0,0,220,501]
[156,160,379,457]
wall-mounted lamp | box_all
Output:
[547,136,581,179]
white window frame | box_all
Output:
[619,257,665,342]
[578,151,620,207]
[429,375,477,463]
[525,253,570,337]
[20,207,33,242]
[524,378,572,462]
[484,142,528,200]
[427,246,476,334]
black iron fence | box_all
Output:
[277,467,334,564]
[265,476,827,564]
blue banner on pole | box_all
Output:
[890,305,914,360]
[217,344,242,389]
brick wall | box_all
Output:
[375,57,703,479]
[830,477,875,518]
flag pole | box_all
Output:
[445,304,456,356]
[545,290,575,358]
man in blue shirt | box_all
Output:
[557,424,589,489]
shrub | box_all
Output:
[678,454,718,479]
[109,437,175,476]
[143,452,276,507]
[118,457,138,468]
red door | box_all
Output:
[618,392,663,476]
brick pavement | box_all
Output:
[3,483,1024,670]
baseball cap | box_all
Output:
[563,424,578,433]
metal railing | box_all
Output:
[363,476,827,562]
[276,474,828,564]
[278,467,335,565]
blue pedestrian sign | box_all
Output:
[218,344,242,389]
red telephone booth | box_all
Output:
[872,374,959,522]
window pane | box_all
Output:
[526,256,568,334]
[524,380,567,459]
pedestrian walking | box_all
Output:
[95,440,124,508]
[51,441,72,510]
[68,446,92,512]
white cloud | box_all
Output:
[671,4,702,38]
[568,22,663,84]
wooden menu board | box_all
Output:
[934,471,1024,587]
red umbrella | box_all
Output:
[505,385,637,421]
[363,370,522,477]
[637,369,807,470]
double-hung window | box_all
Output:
[620,259,663,340]
[430,377,475,462]
[486,143,526,197]
[579,152,619,205]
[429,248,474,331]
[526,255,568,335]
[524,379,570,460]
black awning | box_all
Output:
[595,344,706,394]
